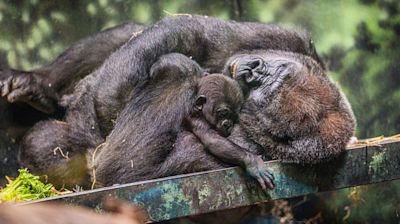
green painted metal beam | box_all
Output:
[25,140,400,222]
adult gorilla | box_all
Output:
[1,15,355,187]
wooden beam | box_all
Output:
[25,140,400,222]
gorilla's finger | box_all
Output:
[256,176,267,191]
[262,172,275,189]
[11,76,26,89]
[270,172,275,181]
[264,171,275,182]
[7,88,30,103]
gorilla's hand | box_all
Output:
[0,70,55,114]
[244,154,275,191]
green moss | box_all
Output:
[369,151,386,175]
[0,168,57,203]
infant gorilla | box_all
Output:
[192,73,243,138]
[176,74,275,190]
[151,73,275,190]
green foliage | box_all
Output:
[0,168,57,202]
[331,0,400,138]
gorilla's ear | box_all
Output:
[195,95,207,111]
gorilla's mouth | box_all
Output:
[218,127,233,137]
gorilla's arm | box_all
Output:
[0,22,145,113]
[38,22,145,94]
[188,115,274,190]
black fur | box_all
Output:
[8,16,355,187]
[90,53,201,186]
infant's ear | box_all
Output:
[195,95,207,111]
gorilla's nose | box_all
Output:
[220,120,233,137]
[231,56,266,87]
[248,58,263,70]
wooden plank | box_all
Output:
[367,140,400,182]
[24,140,400,222]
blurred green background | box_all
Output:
[0,0,399,222]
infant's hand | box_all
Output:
[245,155,275,191]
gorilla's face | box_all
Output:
[226,50,329,103]
[224,50,331,141]
[202,100,236,137]
[225,50,312,105]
